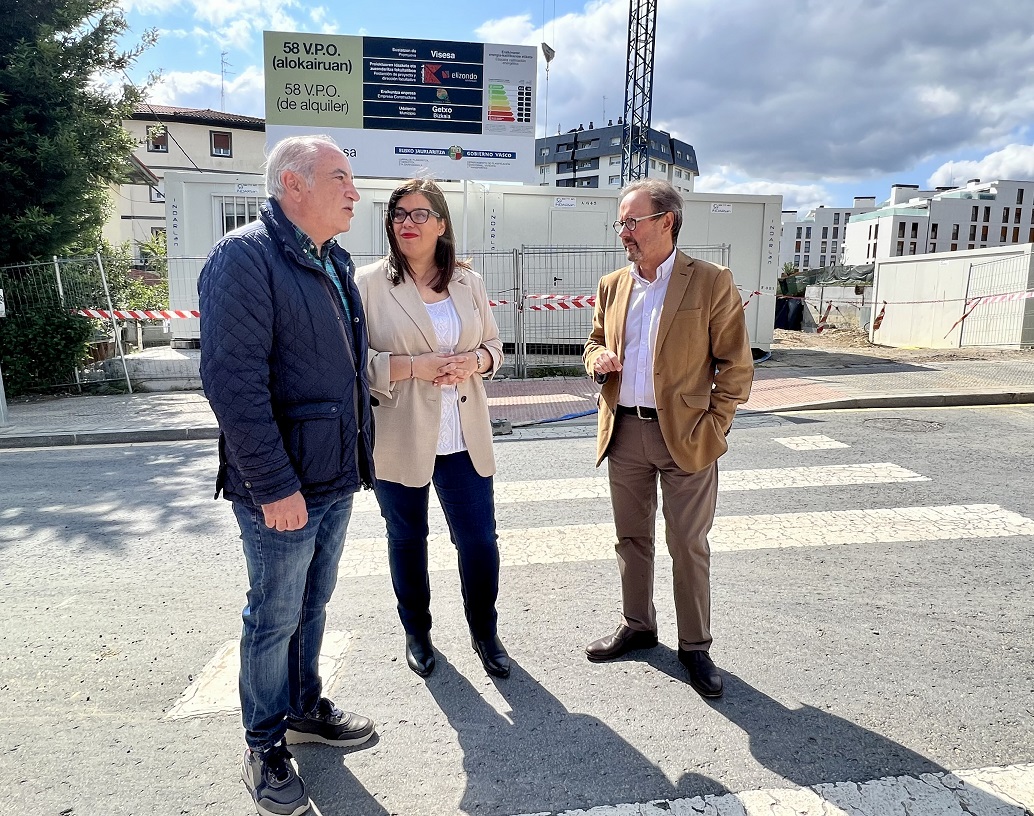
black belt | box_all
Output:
[616,405,658,420]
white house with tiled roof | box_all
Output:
[114,104,266,252]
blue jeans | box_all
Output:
[375,451,500,640]
[232,494,354,753]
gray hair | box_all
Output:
[620,178,684,241]
[265,134,339,200]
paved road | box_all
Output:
[1,406,1032,815]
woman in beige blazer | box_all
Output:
[355,179,508,680]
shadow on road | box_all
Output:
[644,647,1023,812]
[293,733,389,816]
[426,655,726,815]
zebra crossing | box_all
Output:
[337,455,1033,578]
[508,761,1034,816]
[168,425,1034,816]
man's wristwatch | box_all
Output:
[474,348,486,372]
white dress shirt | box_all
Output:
[617,248,677,409]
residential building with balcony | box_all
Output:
[534,120,698,193]
[843,179,1034,265]
[779,197,877,272]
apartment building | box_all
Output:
[534,120,698,193]
[843,179,1034,265]
[114,104,266,252]
[779,197,877,271]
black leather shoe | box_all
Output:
[678,648,723,698]
[405,633,435,678]
[471,634,510,678]
[585,624,659,662]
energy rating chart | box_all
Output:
[265,31,537,181]
[487,83,533,123]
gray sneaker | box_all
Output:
[241,742,309,816]
[286,697,375,746]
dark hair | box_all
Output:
[384,178,469,292]
[620,178,684,242]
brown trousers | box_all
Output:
[606,414,718,651]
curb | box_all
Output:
[2,391,1032,449]
[0,426,220,449]
[756,390,1034,413]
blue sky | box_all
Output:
[117,0,1034,213]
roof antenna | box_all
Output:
[220,51,235,111]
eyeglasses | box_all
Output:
[391,207,440,225]
[612,211,667,234]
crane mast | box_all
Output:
[621,0,658,184]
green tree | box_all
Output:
[101,238,169,310]
[0,0,156,266]
[0,306,92,396]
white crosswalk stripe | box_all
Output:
[508,762,1034,816]
[774,434,851,450]
[349,462,928,513]
[338,504,1034,578]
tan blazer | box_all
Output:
[584,250,754,473]
[356,260,503,487]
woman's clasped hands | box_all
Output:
[410,351,479,387]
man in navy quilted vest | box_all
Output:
[199,134,376,816]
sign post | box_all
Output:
[0,287,8,426]
[263,32,537,183]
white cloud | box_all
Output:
[696,169,829,212]
[148,65,265,117]
[128,0,1034,195]
[915,86,963,117]
[474,14,536,43]
[927,143,1034,187]
[489,0,1034,183]
[308,6,339,35]
[118,0,168,13]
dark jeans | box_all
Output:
[232,495,353,753]
[374,451,500,640]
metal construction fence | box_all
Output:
[0,255,151,395]
[0,244,734,392]
[959,254,1034,347]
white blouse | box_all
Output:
[424,297,466,455]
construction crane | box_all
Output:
[621,0,658,184]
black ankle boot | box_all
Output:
[405,633,435,677]
[471,634,510,678]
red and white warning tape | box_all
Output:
[944,288,1034,338]
[871,302,887,331]
[815,303,834,334]
[527,296,596,311]
[968,289,1034,308]
[77,308,199,320]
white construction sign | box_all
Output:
[264,32,537,182]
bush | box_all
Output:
[0,307,92,396]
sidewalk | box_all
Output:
[2,344,1034,448]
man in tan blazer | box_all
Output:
[583,179,754,697]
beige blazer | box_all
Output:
[584,250,754,473]
[356,259,503,487]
